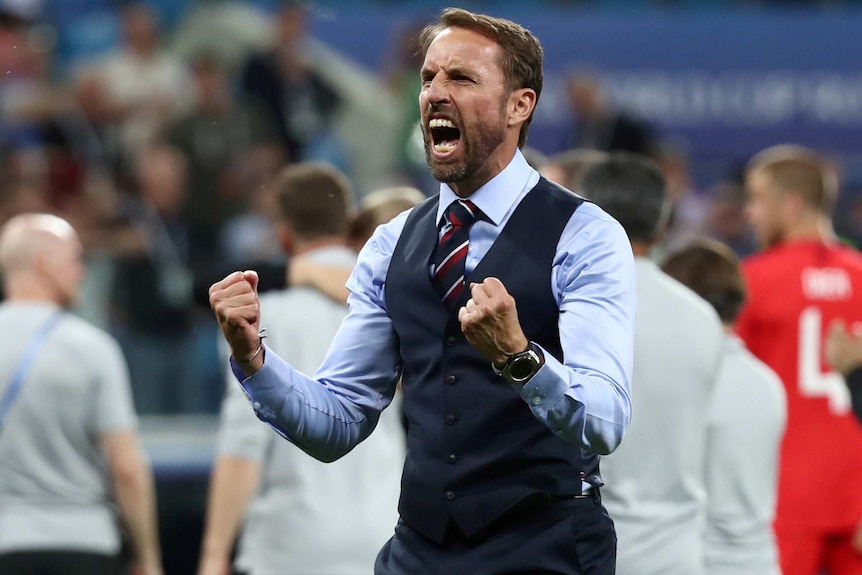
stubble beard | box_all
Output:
[424,117,507,185]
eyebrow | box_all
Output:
[420,64,476,79]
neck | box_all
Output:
[631,242,651,257]
[292,237,346,257]
[448,144,518,198]
[783,216,826,244]
[4,276,59,305]
[723,323,735,334]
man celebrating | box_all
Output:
[211,8,635,574]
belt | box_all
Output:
[447,488,603,545]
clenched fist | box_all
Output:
[458,277,529,367]
[209,270,264,373]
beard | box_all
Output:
[423,114,507,184]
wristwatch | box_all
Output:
[496,343,545,384]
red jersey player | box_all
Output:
[737,145,862,575]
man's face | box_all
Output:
[745,171,785,248]
[419,27,511,192]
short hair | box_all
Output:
[418,8,543,149]
[349,186,425,248]
[661,238,746,324]
[578,152,668,244]
[745,144,838,215]
[545,148,610,192]
[272,163,353,240]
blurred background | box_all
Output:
[1,0,861,571]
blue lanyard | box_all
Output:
[0,312,64,433]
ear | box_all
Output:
[32,250,53,276]
[508,88,537,129]
[783,189,807,222]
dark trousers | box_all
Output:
[375,493,616,574]
[0,550,126,575]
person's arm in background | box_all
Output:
[102,432,163,575]
[287,256,351,304]
[825,319,862,423]
[194,259,350,308]
[197,456,261,575]
[197,351,274,575]
[95,335,162,575]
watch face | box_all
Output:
[509,357,535,381]
[509,353,539,381]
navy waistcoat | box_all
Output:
[384,177,600,544]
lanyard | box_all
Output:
[0,312,64,434]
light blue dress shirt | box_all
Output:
[233,150,636,462]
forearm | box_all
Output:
[515,347,630,455]
[200,456,261,565]
[112,454,162,569]
[233,343,395,462]
[288,259,351,304]
[537,213,635,454]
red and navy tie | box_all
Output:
[432,199,481,308]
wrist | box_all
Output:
[233,328,268,373]
[492,338,531,369]
[494,342,545,384]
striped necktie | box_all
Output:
[432,199,481,308]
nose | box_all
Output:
[423,75,450,106]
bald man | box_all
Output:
[0,214,163,575]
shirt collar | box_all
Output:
[435,149,535,227]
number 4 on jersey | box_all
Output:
[799,306,851,415]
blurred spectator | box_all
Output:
[0,10,92,210]
[166,52,282,269]
[520,146,549,172]
[662,238,785,575]
[704,180,758,258]
[565,71,657,157]
[0,172,50,227]
[94,2,192,180]
[239,1,341,165]
[654,140,710,258]
[108,144,196,414]
[0,213,162,575]
[198,163,404,575]
[172,0,272,73]
[581,153,723,575]
[217,146,286,265]
[540,147,608,192]
[346,185,425,252]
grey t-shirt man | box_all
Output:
[0,302,138,554]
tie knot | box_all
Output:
[446,199,480,228]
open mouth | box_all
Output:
[429,118,461,154]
